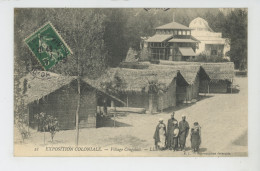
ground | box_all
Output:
[14,76,247,157]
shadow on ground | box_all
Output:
[97,117,132,128]
[163,95,214,113]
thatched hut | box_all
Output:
[21,71,124,130]
[157,60,235,94]
[147,64,210,103]
[200,63,235,93]
[83,67,188,113]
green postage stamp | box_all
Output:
[24,22,72,70]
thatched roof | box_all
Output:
[147,63,208,85]
[118,68,181,93]
[119,62,149,69]
[82,68,117,91]
[21,71,77,105]
[21,71,126,106]
[201,63,234,81]
[83,67,184,93]
[158,60,234,81]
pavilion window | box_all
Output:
[178,30,182,35]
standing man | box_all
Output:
[178,115,190,151]
[167,112,177,150]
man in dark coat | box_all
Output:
[153,118,166,150]
[178,115,190,151]
[167,112,177,150]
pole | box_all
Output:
[27,106,30,133]
[126,95,128,107]
[75,77,80,146]
[207,82,210,94]
[75,45,81,146]
[231,79,233,94]
[114,113,116,128]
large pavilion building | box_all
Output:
[146,20,199,62]
[189,17,230,58]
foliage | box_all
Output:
[147,79,167,94]
[16,118,30,142]
[119,62,149,69]
[34,112,59,142]
[226,9,247,70]
[100,73,127,96]
[148,79,159,94]
[139,47,149,62]
[14,71,30,142]
[102,9,129,67]
[14,9,107,78]
[201,9,247,69]
[15,8,247,74]
[188,51,230,63]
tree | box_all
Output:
[101,9,129,67]
[14,67,30,142]
[100,72,126,96]
[225,9,247,70]
[15,9,108,146]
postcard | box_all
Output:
[14,8,248,157]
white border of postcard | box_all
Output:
[0,0,260,171]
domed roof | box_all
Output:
[189,17,213,32]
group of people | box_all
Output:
[153,112,201,153]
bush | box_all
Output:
[188,51,230,63]
[34,112,59,143]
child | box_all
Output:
[172,121,179,151]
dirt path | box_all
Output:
[15,77,247,156]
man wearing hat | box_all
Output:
[178,115,190,151]
[153,118,166,150]
[167,112,178,150]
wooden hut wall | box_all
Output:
[28,82,98,130]
[199,80,209,93]
[124,92,149,110]
[200,80,230,93]
[186,86,192,102]
[209,80,229,93]
[79,83,97,128]
[186,74,200,101]
[158,79,177,110]
[28,83,78,130]
[193,74,200,99]
[176,85,186,103]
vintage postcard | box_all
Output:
[14,8,248,157]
